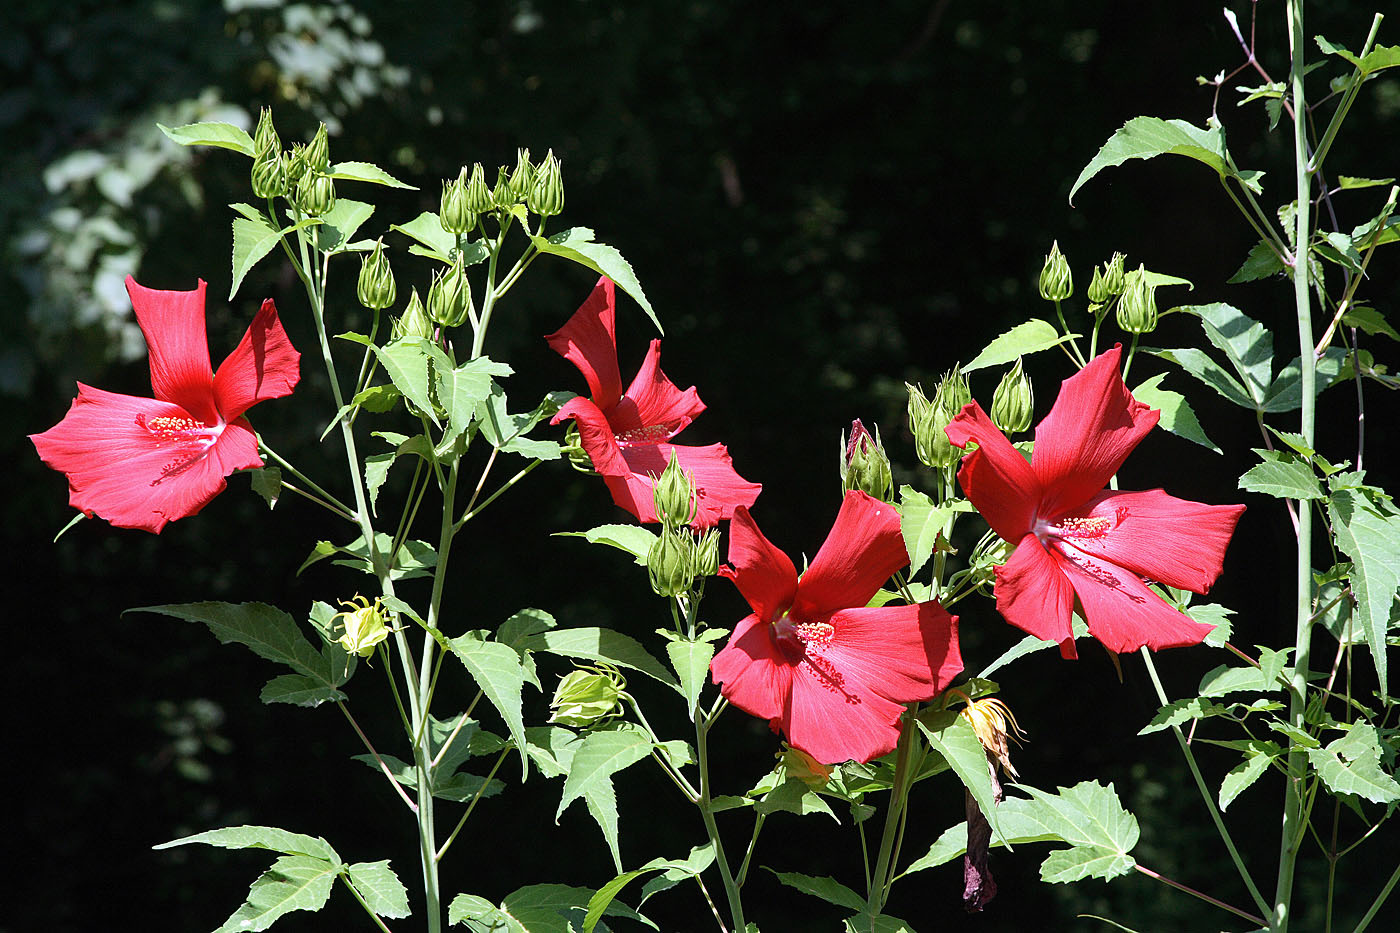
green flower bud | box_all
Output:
[492,166,515,209]
[332,595,392,658]
[439,168,476,235]
[914,367,971,469]
[254,107,280,156]
[392,288,434,341]
[507,147,533,201]
[464,162,495,214]
[294,171,336,216]
[357,238,397,311]
[693,528,720,578]
[989,357,1034,434]
[1038,240,1073,302]
[250,147,287,199]
[550,665,626,728]
[427,261,472,328]
[840,419,893,502]
[285,144,310,186]
[647,525,695,597]
[652,452,696,528]
[528,149,564,218]
[1102,251,1127,296]
[561,421,597,474]
[305,122,331,172]
[1116,264,1159,334]
[1087,266,1110,306]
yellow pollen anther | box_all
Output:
[613,423,673,445]
[794,621,836,646]
[1052,516,1112,538]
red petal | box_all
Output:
[793,491,908,618]
[711,613,793,722]
[719,505,798,622]
[608,339,703,441]
[125,276,218,424]
[993,534,1079,658]
[946,402,1039,543]
[618,442,762,527]
[820,602,963,703]
[1068,489,1246,593]
[786,654,909,764]
[1057,548,1215,652]
[553,397,631,478]
[29,384,251,533]
[1032,347,1158,518]
[213,298,301,419]
[545,277,623,410]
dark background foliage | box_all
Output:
[4,1,1398,930]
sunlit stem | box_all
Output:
[1139,648,1271,916]
[1134,864,1265,927]
[256,437,353,517]
[338,701,416,812]
[457,461,542,530]
[435,746,510,862]
[696,701,746,931]
[867,711,917,915]
[1053,299,1087,366]
[1313,186,1398,355]
[1353,860,1400,933]
[340,875,395,933]
[1309,14,1384,177]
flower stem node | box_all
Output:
[464,163,495,215]
[332,596,393,658]
[652,452,698,528]
[648,525,696,597]
[550,665,626,728]
[427,261,473,329]
[392,288,434,341]
[1037,240,1073,302]
[439,168,476,236]
[989,357,1034,435]
[528,149,564,218]
[294,171,336,217]
[840,419,893,502]
[357,238,397,311]
[1117,264,1159,334]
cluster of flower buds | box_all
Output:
[357,238,397,311]
[1117,264,1159,334]
[645,454,719,598]
[908,367,971,470]
[990,357,1034,434]
[1037,240,1073,302]
[331,595,393,658]
[840,419,893,502]
[290,123,337,216]
[437,148,562,235]
[1086,251,1127,312]
[549,664,627,728]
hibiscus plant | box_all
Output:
[29,2,1400,931]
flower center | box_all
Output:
[613,422,677,446]
[136,412,224,485]
[1034,506,1128,554]
[771,616,852,698]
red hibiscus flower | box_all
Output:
[30,277,300,534]
[710,490,962,764]
[945,346,1245,658]
[547,276,761,527]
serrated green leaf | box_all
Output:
[478,385,565,461]
[158,121,255,156]
[339,334,448,428]
[842,912,918,933]
[977,630,1061,678]
[1188,602,1235,647]
[1132,374,1220,453]
[768,870,866,911]
[325,532,437,581]
[1342,307,1400,342]
[556,724,655,871]
[259,673,346,707]
[1188,303,1274,404]
[347,860,411,919]
[898,485,954,575]
[525,627,676,687]
[666,638,715,721]
[1306,724,1400,803]
[438,356,514,446]
[1070,116,1261,204]
[1338,176,1397,190]
[250,466,282,508]
[213,855,338,933]
[1147,347,1256,410]
[963,319,1077,372]
[1261,347,1347,412]
[452,884,634,933]
[448,631,531,778]
[1328,489,1400,696]
[1227,240,1286,283]
[917,711,1004,843]
[329,160,417,189]
[351,752,505,803]
[231,213,283,300]
[1198,648,1292,697]
[154,825,339,863]
[530,227,661,333]
[314,198,374,253]
[1239,449,1324,500]
[1219,741,1281,811]
[364,451,396,515]
[583,847,711,932]
[554,525,659,566]
[1138,696,1225,735]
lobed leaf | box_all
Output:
[666,637,715,721]
[1131,374,1220,454]
[555,724,655,871]
[329,160,417,189]
[1069,116,1261,205]
[916,711,1005,843]
[1239,449,1325,500]
[1328,489,1400,696]
[963,319,1077,372]
[346,860,412,919]
[154,825,339,863]
[554,524,659,566]
[530,227,661,333]
[213,855,338,933]
[448,630,531,778]
[525,626,676,687]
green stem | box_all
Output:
[436,747,510,862]
[1309,14,1385,177]
[1352,859,1400,933]
[340,874,395,933]
[867,712,916,915]
[1275,4,1317,930]
[696,705,746,931]
[1139,649,1271,916]
[1134,864,1265,927]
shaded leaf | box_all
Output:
[525,627,676,687]
[1132,374,1220,454]
[1328,489,1400,696]
[768,870,866,911]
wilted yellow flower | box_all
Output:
[960,697,1026,778]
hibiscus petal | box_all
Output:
[718,506,797,621]
[711,614,793,721]
[212,299,301,420]
[994,534,1079,658]
[608,339,703,441]
[552,396,632,478]
[30,385,233,533]
[786,654,909,764]
[1070,489,1246,593]
[1057,548,1216,653]
[793,491,909,619]
[1032,347,1158,517]
[125,276,218,423]
[619,442,762,528]
[545,276,623,410]
[819,602,962,703]
[946,402,1040,543]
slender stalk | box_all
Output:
[436,747,510,862]
[1309,14,1385,176]
[867,712,916,915]
[338,701,417,811]
[1134,865,1265,927]
[1352,860,1400,933]
[696,706,746,931]
[1275,4,1317,930]
[340,875,396,933]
